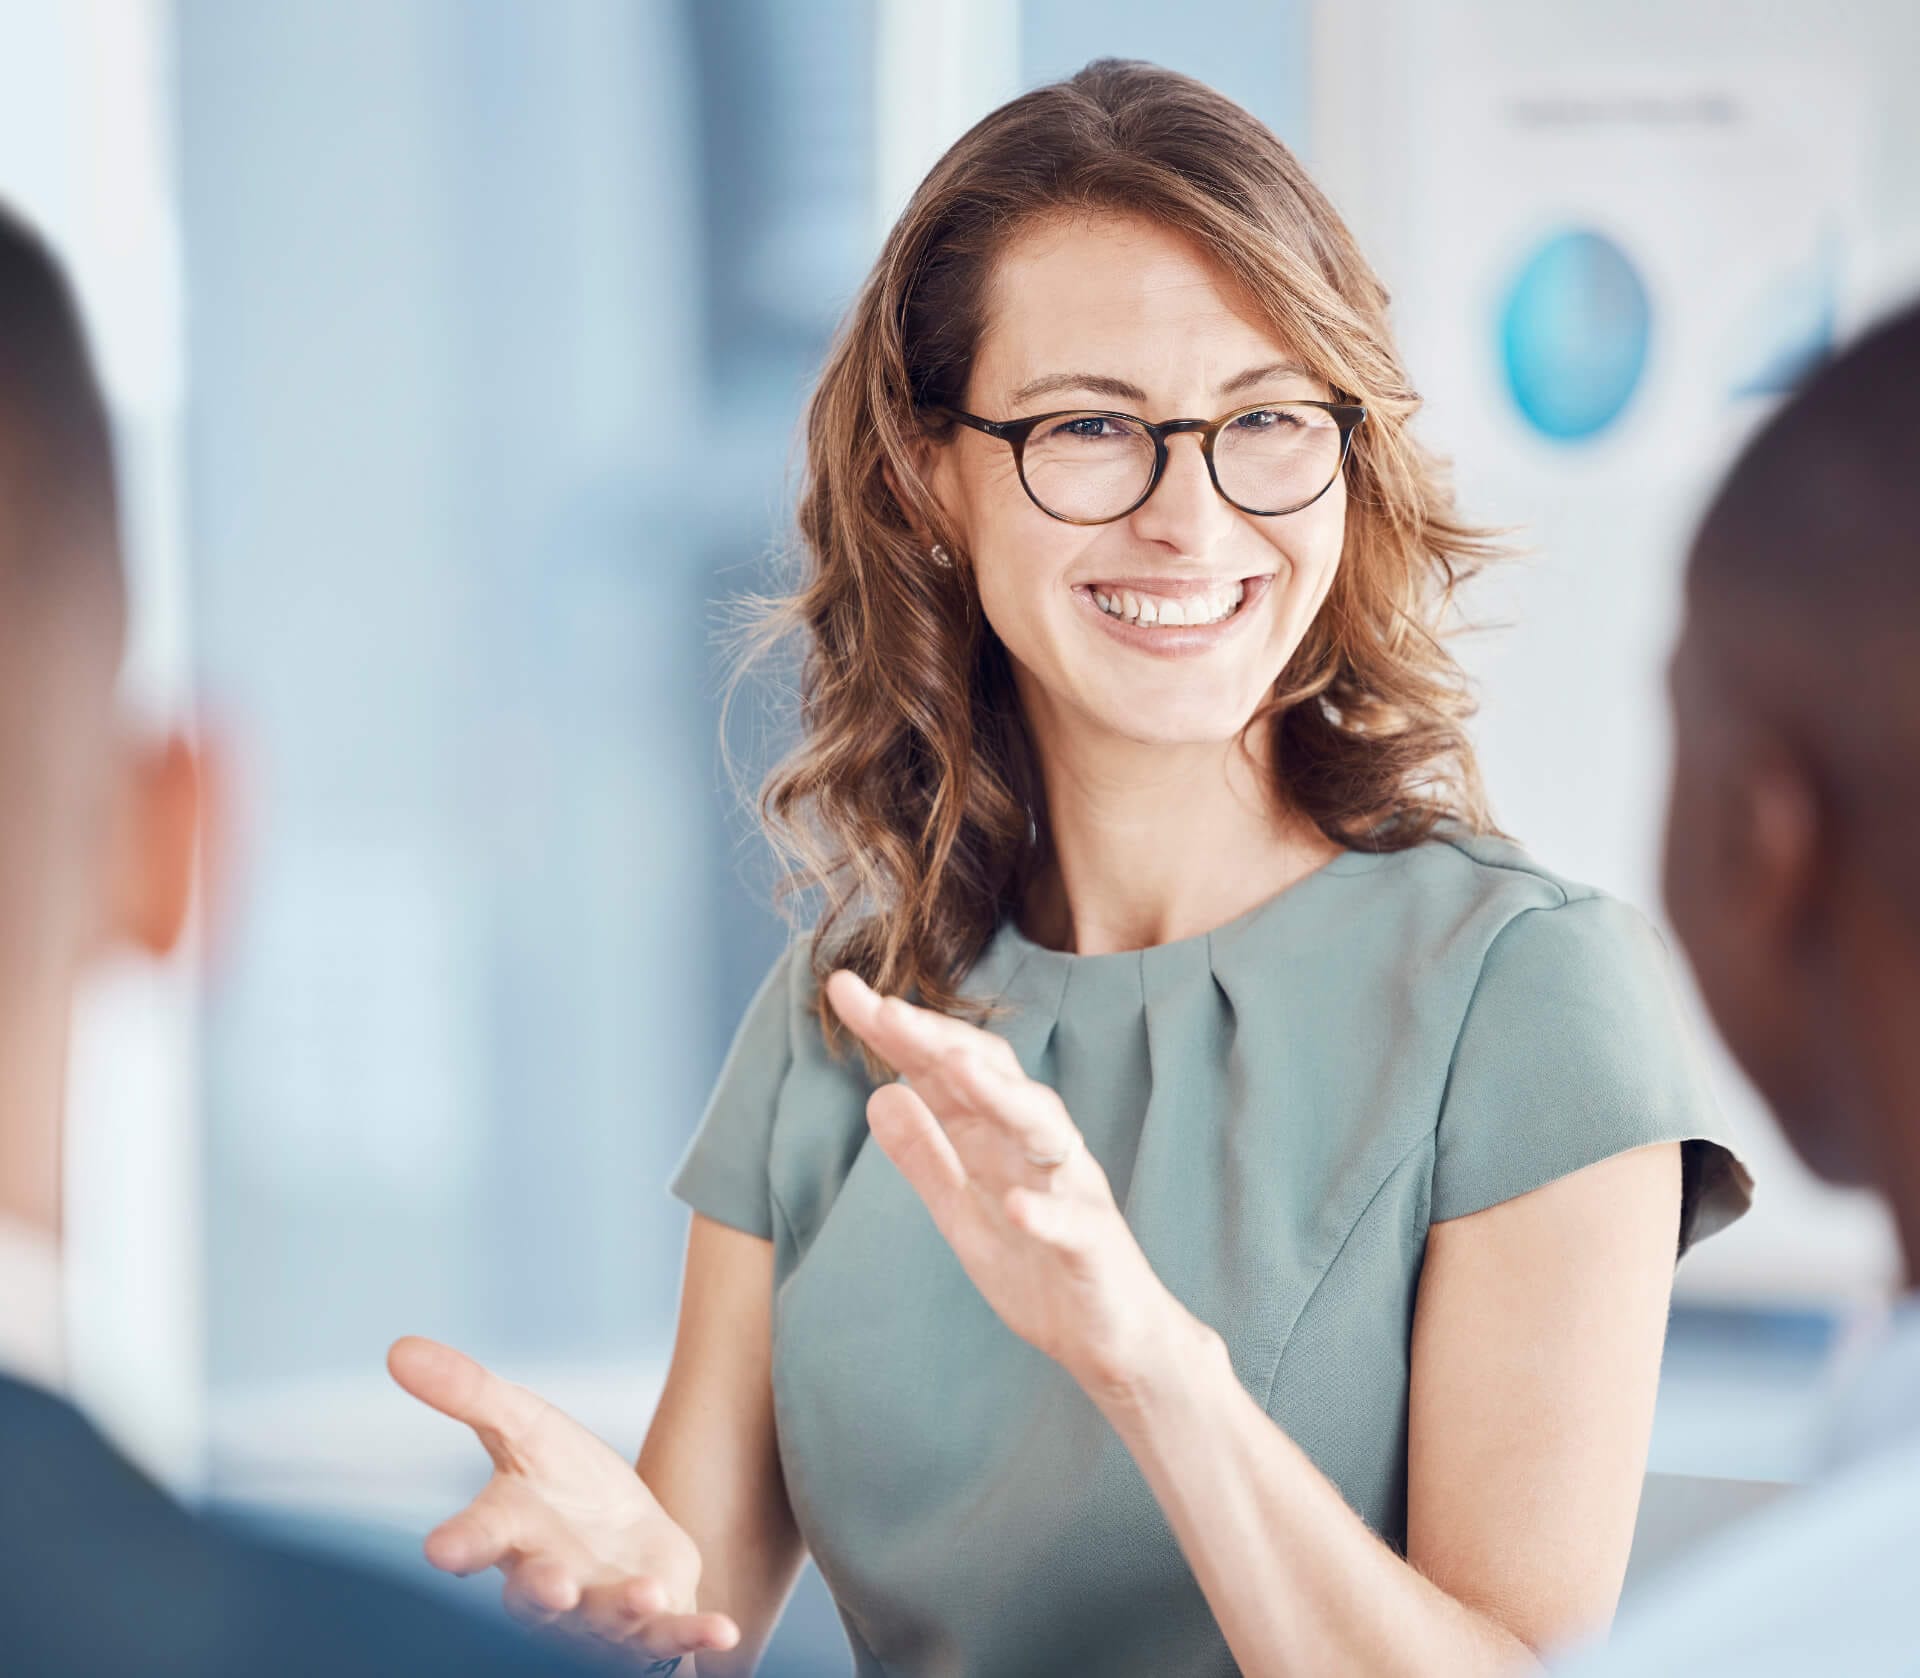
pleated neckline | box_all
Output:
[990,844,1391,980]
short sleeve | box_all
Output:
[668,941,800,1239]
[1430,893,1755,1257]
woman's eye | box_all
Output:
[1232,408,1296,431]
[1059,416,1115,438]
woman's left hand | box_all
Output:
[824,969,1191,1403]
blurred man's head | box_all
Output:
[0,201,198,1235]
[1662,300,1920,1222]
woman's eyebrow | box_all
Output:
[1006,361,1312,407]
[1006,371,1148,406]
[1219,360,1311,396]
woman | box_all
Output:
[389,60,1753,1678]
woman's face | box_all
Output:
[927,213,1349,753]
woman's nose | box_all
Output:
[1126,432,1236,551]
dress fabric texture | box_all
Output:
[670,833,1755,1678]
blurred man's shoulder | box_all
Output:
[0,1372,609,1677]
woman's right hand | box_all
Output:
[388,1335,742,1664]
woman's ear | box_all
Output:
[882,457,920,537]
[883,425,951,545]
[100,728,204,959]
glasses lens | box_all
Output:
[1213,405,1345,514]
[1020,412,1157,521]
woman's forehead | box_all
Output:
[973,215,1309,406]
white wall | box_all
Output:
[1312,0,1920,1302]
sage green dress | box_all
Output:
[671,833,1754,1678]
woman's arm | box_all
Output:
[639,1213,808,1677]
[1099,1142,1682,1676]
[823,970,1682,1678]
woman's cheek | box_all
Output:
[975,528,1081,655]
[1286,507,1347,618]
[970,563,1055,686]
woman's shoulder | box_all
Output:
[1386,831,1755,1247]
[1370,827,1613,911]
[671,929,871,1244]
[1349,828,1673,975]
[723,932,832,1065]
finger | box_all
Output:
[826,970,1012,1078]
[423,1505,519,1576]
[500,1560,570,1628]
[575,1575,669,1641]
[821,972,1046,1129]
[867,1082,969,1228]
[620,1610,742,1660]
[925,1043,1080,1166]
[387,1336,547,1464]
[502,1596,557,1632]
[513,1557,581,1617]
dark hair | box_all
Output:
[1688,294,1920,913]
[1692,298,1920,619]
[0,197,121,604]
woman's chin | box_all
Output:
[1082,698,1264,751]
[1009,638,1281,752]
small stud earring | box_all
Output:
[929,542,953,569]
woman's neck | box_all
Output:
[1017,724,1341,957]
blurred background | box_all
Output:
[3,0,1917,1667]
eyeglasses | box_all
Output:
[926,399,1367,525]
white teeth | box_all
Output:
[1089,579,1246,627]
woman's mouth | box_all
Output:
[1071,574,1274,656]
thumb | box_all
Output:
[388,1336,547,1465]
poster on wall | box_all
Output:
[1399,65,1866,485]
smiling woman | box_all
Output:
[751,109,1505,1015]
[390,58,1754,1678]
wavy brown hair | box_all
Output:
[725,59,1503,1072]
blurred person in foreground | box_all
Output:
[0,200,624,1677]
[1553,299,1920,1675]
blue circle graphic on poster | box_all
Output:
[1499,230,1650,441]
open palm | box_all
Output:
[388,1336,739,1662]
